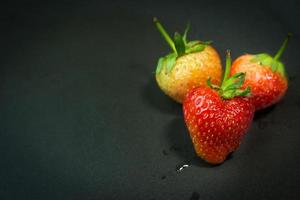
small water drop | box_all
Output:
[161,175,166,180]
[176,163,190,172]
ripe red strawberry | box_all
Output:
[183,51,255,164]
[230,35,291,110]
[154,18,222,103]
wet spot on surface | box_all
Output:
[169,146,182,152]
[161,175,166,180]
[190,192,200,200]
[162,149,168,156]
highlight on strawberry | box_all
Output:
[230,34,291,110]
[154,18,222,103]
[183,50,255,164]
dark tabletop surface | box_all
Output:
[0,0,300,199]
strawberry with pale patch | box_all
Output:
[230,34,291,110]
[183,51,255,164]
[154,18,222,103]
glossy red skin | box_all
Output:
[183,87,255,164]
[231,55,288,110]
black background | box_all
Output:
[1,0,300,199]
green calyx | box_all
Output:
[207,50,251,99]
[154,17,211,74]
[250,34,291,77]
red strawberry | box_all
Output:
[230,35,290,110]
[183,51,255,164]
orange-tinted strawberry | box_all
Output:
[183,51,254,164]
[230,35,290,110]
[154,18,222,103]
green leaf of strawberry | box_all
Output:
[154,18,211,74]
[155,53,177,74]
[182,22,190,45]
[185,42,206,54]
[207,50,251,99]
[165,53,177,73]
[222,72,246,91]
[156,57,164,74]
[206,77,220,90]
[174,32,185,56]
[250,34,291,76]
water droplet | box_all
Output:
[161,175,166,180]
[176,163,190,172]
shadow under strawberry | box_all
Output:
[165,117,220,168]
[253,105,276,121]
[141,77,182,115]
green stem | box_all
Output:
[221,50,231,87]
[183,22,190,44]
[274,33,291,60]
[153,17,177,53]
